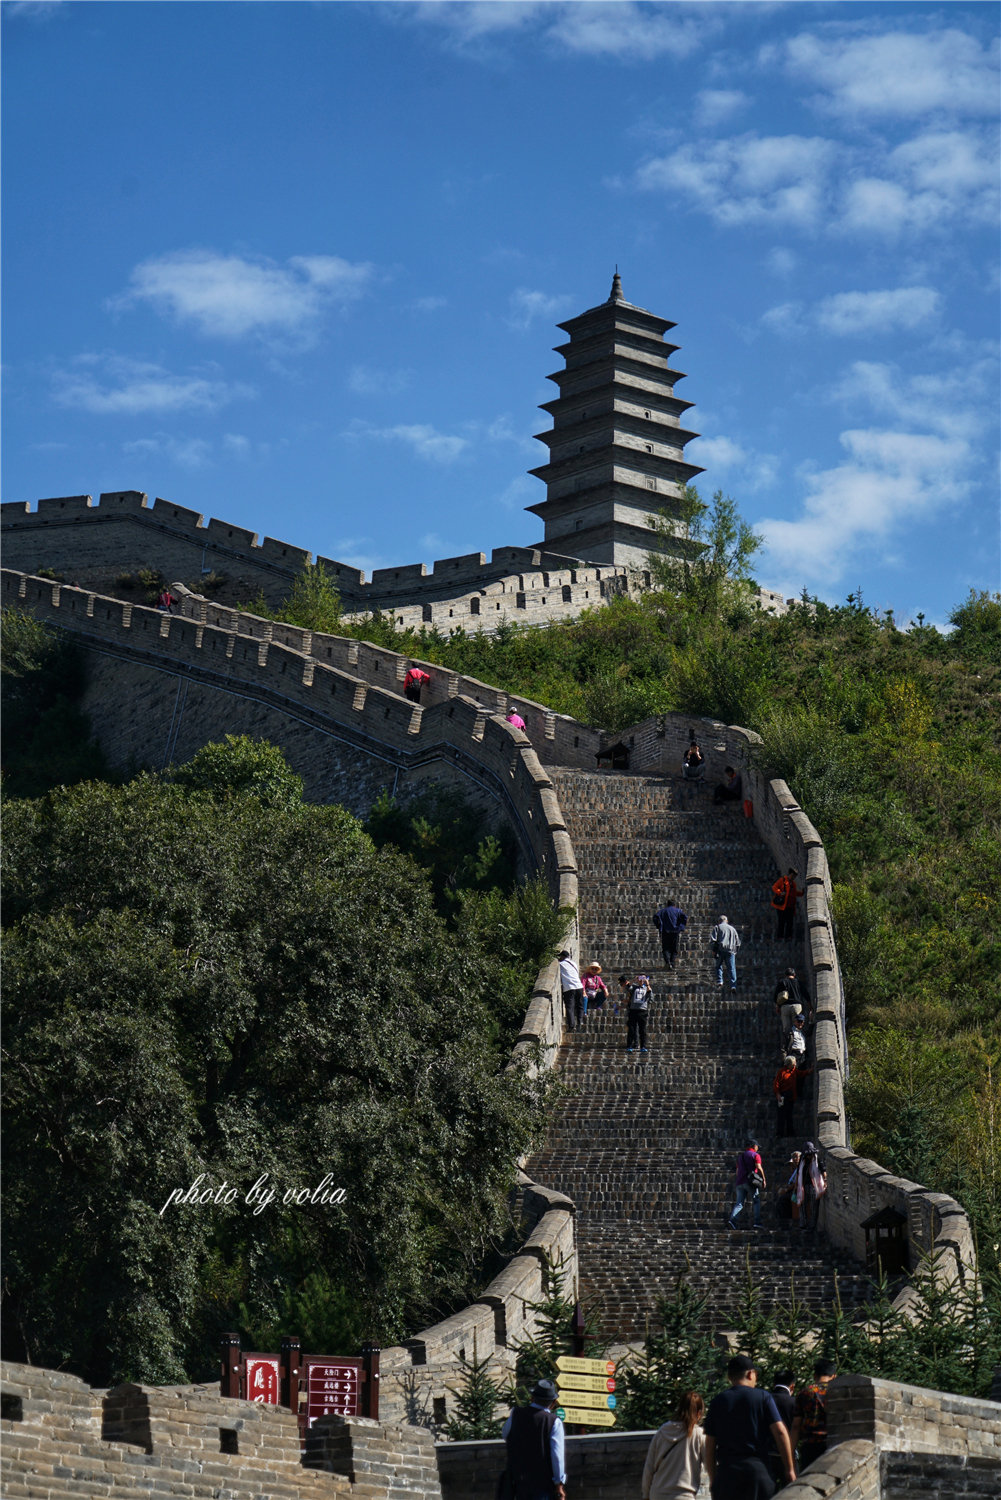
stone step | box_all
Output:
[528,768,854,1339]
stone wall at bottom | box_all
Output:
[436,1429,654,1500]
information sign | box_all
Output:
[556,1390,615,1411]
[556,1355,616,1377]
[556,1372,616,1394]
[305,1360,361,1427]
[556,1406,616,1428]
[244,1356,280,1406]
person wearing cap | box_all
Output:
[703,1355,795,1498]
[710,915,741,993]
[502,1378,566,1500]
[507,708,527,732]
[581,963,609,1020]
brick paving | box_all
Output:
[527,769,871,1340]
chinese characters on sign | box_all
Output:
[244,1356,280,1405]
[305,1361,362,1427]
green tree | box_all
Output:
[0,608,109,797]
[1,746,551,1385]
[511,1254,607,1400]
[444,1332,508,1440]
[171,732,304,808]
[614,1267,723,1430]
[647,486,763,621]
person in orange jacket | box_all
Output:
[773,1054,813,1137]
[771,868,803,942]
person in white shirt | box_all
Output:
[502,1378,566,1500]
[558,950,584,1033]
[642,1390,706,1500]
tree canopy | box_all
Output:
[1,742,555,1386]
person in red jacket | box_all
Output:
[771,868,803,942]
[403,666,430,703]
[773,1055,814,1138]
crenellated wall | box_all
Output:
[0,489,794,631]
[2,564,976,1429]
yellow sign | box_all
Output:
[555,1389,615,1410]
[557,1406,616,1427]
[557,1372,616,1394]
[556,1356,616,1376]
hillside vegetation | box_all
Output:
[317,507,1001,1271]
[0,693,564,1385]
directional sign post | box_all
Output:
[556,1355,617,1429]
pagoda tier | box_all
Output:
[525,274,702,570]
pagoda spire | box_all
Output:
[526,282,703,571]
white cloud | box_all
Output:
[689,435,779,492]
[636,134,839,229]
[777,28,1000,120]
[497,474,537,511]
[840,129,999,236]
[507,287,574,330]
[412,295,447,312]
[550,2,701,61]
[344,420,469,464]
[758,426,972,591]
[407,1,704,59]
[51,355,250,415]
[815,287,940,336]
[347,365,413,396]
[109,250,374,340]
[695,89,748,128]
[122,434,214,470]
[831,357,998,443]
[762,286,941,338]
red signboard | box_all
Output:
[304,1358,362,1426]
[244,1355,280,1405]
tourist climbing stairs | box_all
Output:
[527,768,872,1342]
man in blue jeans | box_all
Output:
[728,1140,765,1230]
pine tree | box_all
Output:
[443,1332,508,1441]
[614,1265,724,1430]
[510,1253,607,1401]
[727,1253,776,1368]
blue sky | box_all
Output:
[3,0,998,626]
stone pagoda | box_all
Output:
[526,273,704,570]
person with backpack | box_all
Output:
[501,1377,566,1500]
[403,666,430,703]
[654,900,688,970]
[790,1360,837,1474]
[624,972,653,1053]
[770,870,802,942]
[728,1140,765,1230]
[642,1389,707,1499]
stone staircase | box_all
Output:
[527,769,871,1341]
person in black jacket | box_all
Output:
[502,1379,566,1500]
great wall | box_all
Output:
[2,279,997,1496]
